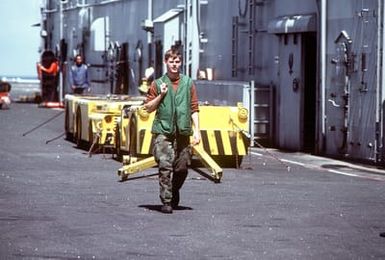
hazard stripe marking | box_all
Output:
[207,130,218,154]
[221,130,233,155]
[139,130,145,153]
[201,130,210,154]
[149,134,154,155]
[236,132,247,155]
[142,130,153,154]
[229,131,238,155]
[138,129,153,154]
[241,132,250,153]
[214,130,225,155]
[136,129,249,156]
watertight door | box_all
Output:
[325,0,379,161]
[277,34,304,150]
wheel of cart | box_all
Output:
[75,106,85,148]
[64,104,72,141]
[115,122,123,161]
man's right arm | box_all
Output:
[144,82,168,113]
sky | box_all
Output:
[0,1,41,78]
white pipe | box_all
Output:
[250,80,255,146]
[320,0,327,149]
[147,0,152,44]
[42,8,58,14]
[59,1,64,103]
[191,0,200,79]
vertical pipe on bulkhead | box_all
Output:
[380,0,385,162]
[320,0,327,151]
[184,0,200,79]
[375,0,381,161]
[248,0,255,75]
[59,0,64,103]
[191,0,200,79]
[231,16,239,77]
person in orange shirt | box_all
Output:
[37,57,60,102]
[37,60,59,78]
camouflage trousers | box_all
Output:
[152,133,192,205]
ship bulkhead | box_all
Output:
[40,0,385,165]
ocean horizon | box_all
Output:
[1,75,40,86]
[1,75,39,81]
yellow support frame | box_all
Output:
[191,145,222,182]
[117,145,223,183]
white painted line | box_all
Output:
[327,169,385,181]
[327,169,359,177]
[248,149,385,181]
[250,152,263,157]
[368,175,385,181]
[281,159,305,166]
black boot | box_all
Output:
[161,203,173,214]
[171,190,180,209]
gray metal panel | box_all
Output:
[274,0,318,17]
[346,0,378,161]
[194,80,248,106]
[198,0,238,80]
[324,0,379,161]
[268,14,316,34]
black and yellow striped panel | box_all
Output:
[137,129,249,156]
[201,130,249,156]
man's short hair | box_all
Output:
[164,46,182,61]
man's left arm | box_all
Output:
[191,111,200,145]
[190,83,200,145]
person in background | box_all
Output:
[68,54,90,94]
[37,57,59,102]
[37,58,59,76]
[0,81,11,109]
[144,47,201,214]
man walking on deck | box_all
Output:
[144,47,201,214]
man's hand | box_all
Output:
[191,130,201,146]
[144,82,168,113]
[160,82,168,96]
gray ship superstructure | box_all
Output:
[39,0,385,165]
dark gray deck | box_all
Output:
[1,103,385,259]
